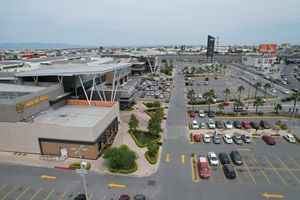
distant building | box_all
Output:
[242,55,278,68]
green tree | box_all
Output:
[223,88,230,101]
[153,101,161,108]
[103,145,137,170]
[233,99,244,115]
[187,89,195,99]
[263,83,272,98]
[254,82,262,99]
[253,98,263,114]
[147,109,163,136]
[147,143,159,158]
[218,104,224,112]
[237,86,245,101]
[203,89,214,112]
[128,114,139,132]
[274,103,283,114]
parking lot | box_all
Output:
[184,75,266,102]
[136,77,173,102]
[190,137,300,187]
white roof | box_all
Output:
[15,62,131,77]
[0,83,46,93]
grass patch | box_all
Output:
[294,135,300,143]
[69,162,91,170]
[108,163,138,174]
[275,121,288,130]
[145,151,159,164]
[130,129,161,148]
[145,108,164,118]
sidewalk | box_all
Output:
[0,101,163,177]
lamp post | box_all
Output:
[71,145,88,199]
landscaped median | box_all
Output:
[190,153,200,182]
[129,129,161,148]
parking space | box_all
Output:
[184,76,266,102]
[0,183,95,200]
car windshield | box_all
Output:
[211,156,217,161]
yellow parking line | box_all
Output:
[276,156,300,185]
[0,184,7,192]
[59,191,68,200]
[265,157,287,186]
[243,159,256,184]
[289,156,300,168]
[233,167,241,183]
[16,186,31,200]
[1,185,19,200]
[218,165,227,182]
[44,189,55,200]
[252,156,271,184]
[181,154,185,164]
[30,187,43,200]
[166,153,170,162]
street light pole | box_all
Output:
[72,145,88,199]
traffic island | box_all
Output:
[190,153,200,182]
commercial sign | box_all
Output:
[16,95,49,113]
[207,35,215,57]
[258,44,277,54]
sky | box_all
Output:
[1,0,300,46]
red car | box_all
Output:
[198,156,210,179]
[242,121,251,129]
[262,135,276,145]
[119,194,130,200]
[190,111,196,118]
[223,101,230,106]
[194,134,201,142]
[260,120,270,129]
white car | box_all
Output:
[198,110,205,118]
[200,122,206,129]
[271,88,277,93]
[223,134,233,144]
[281,89,290,94]
[159,94,164,99]
[224,120,233,129]
[283,134,296,143]
[192,120,199,129]
[202,134,211,143]
[198,93,203,98]
[207,119,216,129]
[207,152,219,166]
[204,81,208,85]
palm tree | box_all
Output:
[274,103,283,114]
[263,83,271,98]
[203,89,214,112]
[253,98,263,114]
[218,104,224,112]
[233,99,244,115]
[292,91,300,117]
[254,82,262,99]
[223,88,230,102]
[237,86,245,101]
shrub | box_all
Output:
[294,135,300,143]
[257,112,264,116]
[227,112,236,116]
[240,112,248,116]
[69,162,91,170]
[215,111,225,115]
[281,124,288,130]
[145,150,159,164]
[130,129,161,148]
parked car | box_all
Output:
[190,111,196,118]
[200,122,206,129]
[198,156,210,179]
[241,134,252,143]
[260,120,270,129]
[194,134,201,142]
[223,134,233,144]
[242,121,251,129]
[224,120,233,129]
[232,134,243,145]
[262,135,276,145]
[192,120,199,129]
[233,121,242,129]
[223,164,236,179]
[207,119,216,129]
[74,194,87,200]
[134,195,146,200]
[198,110,205,118]
[202,134,211,143]
[230,150,243,165]
[250,121,260,129]
[207,152,219,166]
[283,134,296,143]
[119,195,130,200]
[207,111,215,118]
[281,97,292,102]
[215,121,224,129]
[212,133,221,144]
[218,153,231,165]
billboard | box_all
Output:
[207,35,215,57]
[258,44,277,54]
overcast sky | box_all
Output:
[1,0,300,46]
